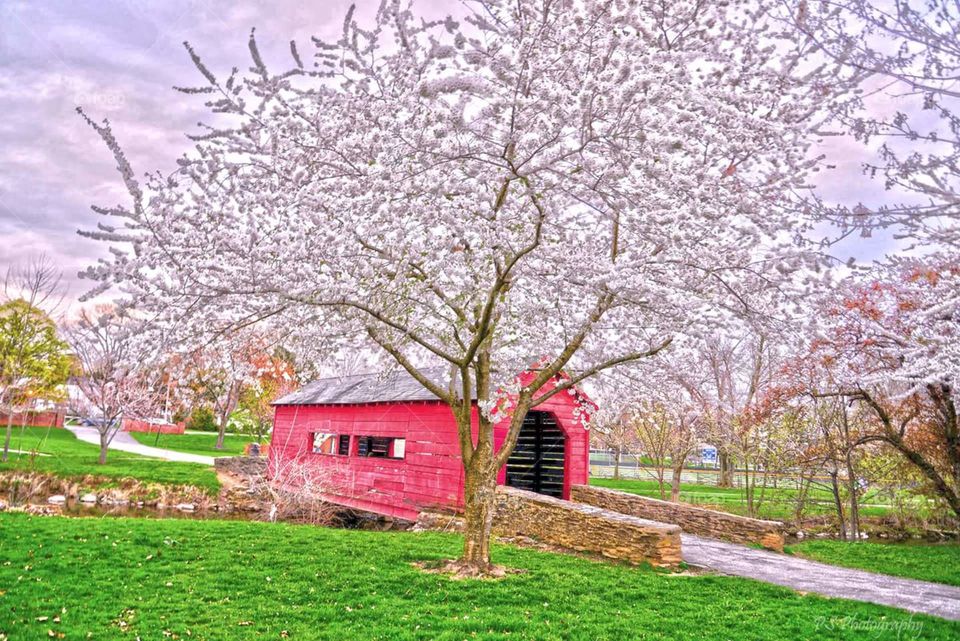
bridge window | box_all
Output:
[356,436,405,459]
[311,433,338,455]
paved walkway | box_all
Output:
[65,425,216,466]
[682,534,960,621]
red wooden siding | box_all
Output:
[269,377,592,520]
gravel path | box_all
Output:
[65,425,216,466]
[682,534,960,620]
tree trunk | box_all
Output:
[928,383,959,491]
[718,451,734,487]
[670,463,682,502]
[792,474,812,524]
[2,411,14,462]
[461,460,498,571]
[829,467,847,541]
[888,435,960,519]
[98,430,109,465]
[216,409,228,450]
[859,390,960,519]
[755,467,770,517]
[613,446,621,480]
[216,384,241,450]
[656,463,667,500]
[845,453,860,539]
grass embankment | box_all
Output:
[1,514,957,640]
[0,426,218,493]
[787,540,960,587]
[590,477,893,522]
[129,431,255,457]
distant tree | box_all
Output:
[587,377,640,481]
[598,362,704,501]
[696,333,782,489]
[183,331,272,449]
[796,0,959,405]
[0,259,71,462]
[589,412,635,481]
[810,266,960,519]
[631,402,673,498]
[237,348,297,442]
[815,398,868,538]
[778,356,869,538]
[738,389,810,518]
[68,307,160,464]
[630,399,699,502]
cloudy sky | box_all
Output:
[0,0,901,310]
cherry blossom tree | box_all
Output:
[809,265,960,519]
[694,333,784,488]
[237,348,297,442]
[630,397,701,502]
[588,409,637,481]
[180,331,272,450]
[82,0,858,570]
[794,0,959,406]
[68,307,162,465]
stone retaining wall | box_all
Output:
[214,456,268,479]
[414,511,465,532]
[571,484,784,551]
[492,487,682,566]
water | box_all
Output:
[2,494,260,521]
[1,494,411,530]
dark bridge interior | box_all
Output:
[505,411,565,498]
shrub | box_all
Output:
[186,406,217,432]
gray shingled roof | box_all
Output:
[273,367,472,405]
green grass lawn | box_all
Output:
[129,431,256,457]
[1,514,956,640]
[786,540,960,587]
[0,426,219,493]
[590,477,894,522]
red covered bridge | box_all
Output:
[269,368,592,520]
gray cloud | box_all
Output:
[0,0,369,304]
